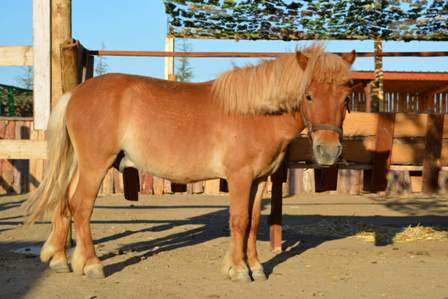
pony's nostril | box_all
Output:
[316,144,324,155]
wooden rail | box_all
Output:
[0,140,47,159]
[0,46,33,66]
[89,50,448,58]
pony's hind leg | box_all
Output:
[41,168,79,273]
[246,179,267,281]
[70,164,110,279]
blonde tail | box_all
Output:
[23,92,78,224]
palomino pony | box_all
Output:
[24,45,355,282]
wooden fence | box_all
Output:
[3,112,448,196]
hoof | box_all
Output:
[40,243,56,263]
[251,268,267,281]
[84,263,105,279]
[49,258,70,273]
[271,247,282,254]
[228,267,251,283]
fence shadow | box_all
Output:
[93,198,448,278]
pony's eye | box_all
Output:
[306,95,312,102]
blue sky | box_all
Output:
[1,0,448,87]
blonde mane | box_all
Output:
[212,44,352,114]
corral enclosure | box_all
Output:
[1,1,448,297]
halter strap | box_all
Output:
[300,102,343,140]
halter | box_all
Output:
[300,101,343,141]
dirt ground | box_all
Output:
[1,192,448,299]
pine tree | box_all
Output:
[95,43,110,76]
[175,40,193,82]
[16,66,33,90]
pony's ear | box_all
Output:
[341,50,356,65]
[296,52,309,70]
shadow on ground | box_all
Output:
[0,194,447,294]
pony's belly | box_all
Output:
[121,150,224,184]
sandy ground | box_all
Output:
[1,192,448,299]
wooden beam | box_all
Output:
[0,140,47,159]
[0,46,33,66]
[164,36,175,80]
[422,114,444,193]
[370,113,395,192]
[60,39,79,92]
[89,50,448,58]
[32,0,51,130]
[352,71,448,81]
[51,0,72,107]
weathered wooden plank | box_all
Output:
[192,182,204,194]
[422,114,444,193]
[343,112,378,137]
[0,46,33,66]
[386,170,411,195]
[28,128,46,192]
[0,122,16,194]
[91,50,448,58]
[33,0,51,130]
[163,179,173,194]
[60,39,79,92]
[302,169,315,193]
[287,168,303,195]
[13,121,30,193]
[337,169,351,194]
[0,140,47,159]
[164,36,175,80]
[349,169,363,195]
[51,0,72,107]
[269,159,287,252]
[113,168,124,194]
[153,177,164,195]
[140,173,153,194]
[204,179,220,195]
[371,113,395,192]
[101,169,114,195]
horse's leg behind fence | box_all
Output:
[246,179,267,281]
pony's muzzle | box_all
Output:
[313,141,342,166]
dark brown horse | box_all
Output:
[25,45,355,281]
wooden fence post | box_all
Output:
[269,158,287,253]
[51,0,72,107]
[32,0,51,130]
[422,113,444,193]
[371,113,395,192]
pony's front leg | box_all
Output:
[246,179,268,281]
[70,166,106,279]
[223,172,253,282]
